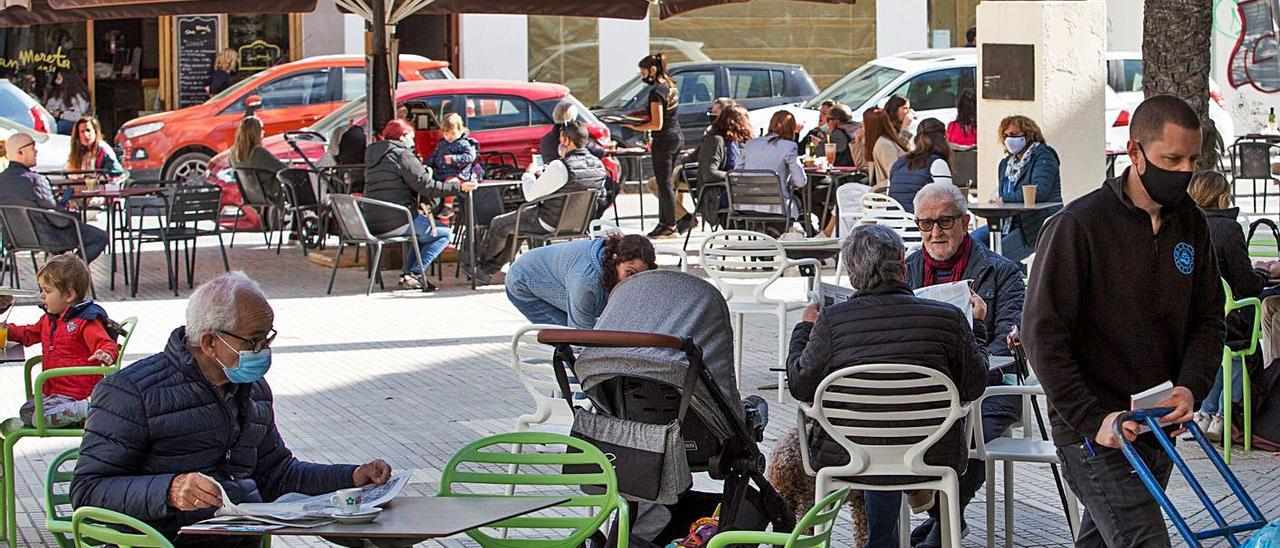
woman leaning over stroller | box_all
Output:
[364,118,477,291]
[505,234,657,329]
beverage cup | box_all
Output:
[330,488,363,515]
[0,324,7,347]
[824,143,837,165]
[1022,184,1036,206]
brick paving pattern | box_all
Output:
[1,195,1277,547]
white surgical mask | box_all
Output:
[1004,136,1028,155]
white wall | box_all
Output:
[301,0,348,57]
[343,14,365,55]
[1106,0,1143,53]
[876,0,927,57]
[598,17,649,99]
[976,1,1107,203]
[459,14,529,81]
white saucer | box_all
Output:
[332,507,382,524]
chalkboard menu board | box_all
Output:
[176,15,219,109]
[982,43,1036,101]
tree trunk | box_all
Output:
[1142,0,1218,170]
[369,0,394,137]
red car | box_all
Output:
[207,79,606,182]
[117,54,452,181]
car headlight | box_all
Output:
[122,122,164,139]
[216,168,236,184]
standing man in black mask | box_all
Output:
[1023,94,1224,547]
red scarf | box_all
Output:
[922,235,973,286]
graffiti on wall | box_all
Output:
[1223,0,1280,92]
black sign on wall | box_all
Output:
[982,43,1036,101]
[176,15,220,109]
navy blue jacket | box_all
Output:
[71,327,357,540]
[906,239,1025,359]
[997,144,1062,247]
[426,134,480,182]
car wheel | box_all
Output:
[165,151,212,182]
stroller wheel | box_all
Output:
[300,216,321,249]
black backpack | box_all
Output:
[1244,360,1280,450]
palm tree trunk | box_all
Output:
[1143,0,1218,170]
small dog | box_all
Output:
[767,427,868,544]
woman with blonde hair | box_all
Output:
[970,114,1061,262]
[207,48,237,97]
[229,115,286,206]
[863,107,908,187]
[426,112,480,184]
[66,116,124,181]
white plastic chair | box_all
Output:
[798,364,967,548]
[701,230,819,401]
[835,181,872,238]
[588,219,688,273]
[970,385,1081,547]
[509,324,590,435]
[860,192,922,250]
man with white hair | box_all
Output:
[539,100,606,162]
[903,182,1025,547]
[0,132,109,263]
[71,272,391,545]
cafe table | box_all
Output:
[0,344,24,364]
[609,147,652,231]
[70,185,168,291]
[464,179,525,290]
[968,201,1063,256]
[180,496,569,541]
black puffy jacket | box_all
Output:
[906,238,1025,359]
[786,282,989,478]
[1205,207,1267,351]
[363,139,460,234]
[71,327,357,540]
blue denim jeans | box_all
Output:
[863,490,902,548]
[403,215,451,275]
[1201,357,1245,416]
[971,224,1035,263]
[506,285,569,326]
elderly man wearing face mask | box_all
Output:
[903,182,1025,547]
[71,272,392,547]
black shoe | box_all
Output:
[910,517,936,547]
[646,224,677,239]
[463,265,492,285]
[422,280,438,293]
[675,214,695,234]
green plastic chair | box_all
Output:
[1,316,136,545]
[438,431,629,547]
[705,487,851,548]
[45,447,79,547]
[72,507,173,548]
[1221,280,1261,464]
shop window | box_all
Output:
[729,68,773,100]
[0,23,88,126]
[228,14,291,74]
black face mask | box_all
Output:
[642,75,656,85]
[1137,143,1193,207]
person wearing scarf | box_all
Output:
[903,182,1027,548]
[970,115,1062,263]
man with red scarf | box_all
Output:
[903,182,1026,548]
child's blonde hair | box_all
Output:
[1188,170,1231,210]
[440,113,467,136]
[37,254,91,301]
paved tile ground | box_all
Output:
[1,191,1278,547]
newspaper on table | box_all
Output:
[816,280,973,325]
[189,472,410,529]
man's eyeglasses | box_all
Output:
[915,215,962,232]
[220,329,277,353]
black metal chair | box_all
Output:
[0,206,94,298]
[725,169,791,234]
[230,167,283,249]
[276,168,325,257]
[454,184,510,279]
[1229,140,1279,214]
[326,194,428,296]
[127,184,230,297]
[682,161,727,252]
[510,189,601,263]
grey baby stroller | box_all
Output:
[537,270,794,547]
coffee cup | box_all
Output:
[1022,184,1037,206]
[330,488,363,515]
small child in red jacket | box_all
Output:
[3,255,119,428]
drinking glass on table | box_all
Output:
[824,143,837,166]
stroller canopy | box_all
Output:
[578,270,745,433]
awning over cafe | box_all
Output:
[0,0,316,26]
[341,0,856,22]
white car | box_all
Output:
[0,115,73,173]
[749,48,1129,152]
[1106,51,1236,148]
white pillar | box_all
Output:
[598,17,649,100]
[301,0,348,57]
[1105,0,1143,53]
[458,14,529,81]
[976,0,1107,203]
[876,0,928,57]
[343,14,365,55]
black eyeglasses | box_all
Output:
[915,215,962,232]
[220,329,277,353]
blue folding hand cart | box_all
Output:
[1117,408,1269,547]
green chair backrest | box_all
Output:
[72,507,173,548]
[786,487,850,547]
[1221,278,1263,358]
[45,447,78,547]
[438,431,622,547]
[116,317,139,362]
